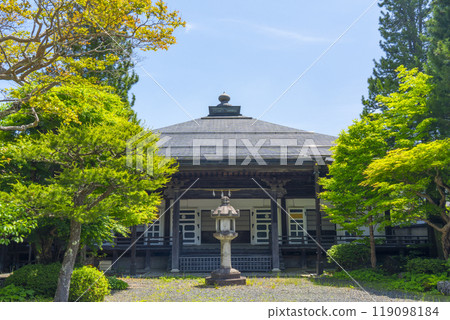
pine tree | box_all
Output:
[362,0,431,113]
[426,0,450,138]
[70,35,140,108]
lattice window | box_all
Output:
[179,256,272,272]
[288,208,307,244]
[251,209,271,244]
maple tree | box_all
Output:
[364,139,450,259]
[321,67,434,268]
[1,84,177,301]
[0,0,184,131]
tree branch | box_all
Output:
[435,172,450,195]
[416,191,437,207]
[0,101,21,118]
[86,185,116,211]
[73,183,100,206]
[0,107,39,131]
[423,219,443,233]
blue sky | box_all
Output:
[131,0,383,136]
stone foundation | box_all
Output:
[205,268,246,286]
[437,281,450,296]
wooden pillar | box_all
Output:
[281,197,288,245]
[13,244,18,267]
[27,243,32,263]
[130,226,137,275]
[171,191,180,272]
[164,197,171,246]
[112,250,118,271]
[314,163,323,275]
[145,249,151,272]
[301,249,307,269]
[270,190,280,272]
[385,210,393,236]
[0,245,5,272]
[427,225,437,257]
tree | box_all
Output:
[426,0,450,138]
[364,139,450,259]
[69,32,140,108]
[320,116,388,269]
[362,0,431,113]
[2,85,177,301]
[0,0,184,131]
[321,66,434,268]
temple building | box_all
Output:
[105,93,428,274]
[0,93,428,273]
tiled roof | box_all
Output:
[155,116,336,166]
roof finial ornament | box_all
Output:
[207,92,241,116]
[218,92,231,105]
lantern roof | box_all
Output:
[211,196,240,218]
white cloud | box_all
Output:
[219,19,328,43]
[185,23,194,33]
[255,24,328,43]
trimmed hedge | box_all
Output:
[69,266,110,302]
[4,263,61,297]
[327,243,370,270]
[5,263,112,301]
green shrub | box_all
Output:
[406,258,448,274]
[333,268,385,282]
[382,255,408,274]
[331,267,449,293]
[406,243,432,258]
[107,276,129,290]
[353,237,385,246]
[4,263,61,297]
[385,272,449,293]
[0,284,35,302]
[69,266,110,302]
[327,243,370,270]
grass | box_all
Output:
[105,274,407,302]
[311,270,450,302]
[106,276,314,302]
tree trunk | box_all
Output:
[368,217,377,269]
[441,223,450,260]
[41,236,54,263]
[424,218,449,260]
[54,220,82,302]
[79,245,87,265]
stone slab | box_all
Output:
[205,276,247,286]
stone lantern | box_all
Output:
[205,196,246,286]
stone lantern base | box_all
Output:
[205,268,246,286]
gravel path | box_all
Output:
[104,276,419,302]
